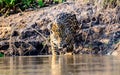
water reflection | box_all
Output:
[0,55,120,75]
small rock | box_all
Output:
[0,42,9,50]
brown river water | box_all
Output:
[0,55,120,75]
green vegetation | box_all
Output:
[54,0,65,3]
[21,0,35,9]
[38,0,45,7]
[0,0,36,16]
[0,53,4,57]
[0,0,120,17]
[0,0,64,17]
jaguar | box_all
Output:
[49,12,78,55]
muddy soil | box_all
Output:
[0,0,120,56]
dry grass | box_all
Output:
[0,27,11,39]
[85,0,120,8]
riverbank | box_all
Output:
[0,0,120,56]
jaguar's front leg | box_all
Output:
[50,34,58,55]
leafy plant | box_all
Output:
[53,0,64,3]
[4,0,15,7]
[0,53,4,57]
[0,0,3,8]
[0,0,65,16]
[22,0,35,8]
[0,0,16,16]
[37,0,45,7]
[58,0,62,3]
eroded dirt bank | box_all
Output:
[0,0,120,56]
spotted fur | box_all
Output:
[49,13,78,55]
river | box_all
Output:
[0,55,120,75]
